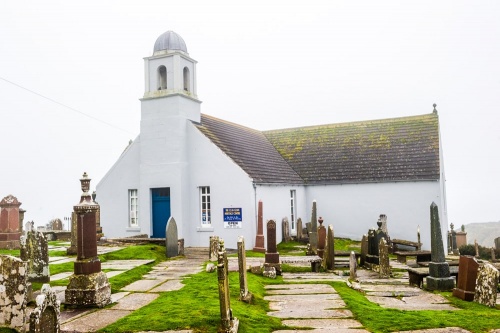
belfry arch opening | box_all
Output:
[158,65,167,90]
[183,67,190,92]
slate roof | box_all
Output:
[194,112,440,185]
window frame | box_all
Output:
[199,186,211,227]
[129,189,139,227]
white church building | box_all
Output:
[97,31,448,250]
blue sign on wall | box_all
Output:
[223,208,242,222]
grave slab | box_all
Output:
[60,309,130,332]
[267,308,353,319]
[273,330,369,333]
[282,318,364,329]
[111,293,159,310]
[122,279,165,292]
[149,279,185,292]
[265,284,336,294]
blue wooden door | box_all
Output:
[152,188,171,238]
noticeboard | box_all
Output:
[223,208,242,228]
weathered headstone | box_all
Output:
[282,217,290,243]
[165,216,178,258]
[417,225,422,251]
[474,239,479,258]
[317,217,326,258]
[495,237,500,252]
[178,238,185,256]
[264,220,281,275]
[366,228,379,265]
[349,251,357,280]
[378,238,391,278]
[0,194,23,249]
[20,221,50,283]
[360,234,368,267]
[237,236,252,303]
[0,255,28,329]
[323,224,335,270]
[92,191,104,241]
[473,263,499,307]
[425,202,455,291]
[66,212,77,255]
[253,200,265,253]
[452,255,479,301]
[209,235,220,261]
[379,214,390,242]
[217,239,239,332]
[308,200,318,254]
[29,284,60,333]
[296,218,303,241]
[65,172,111,308]
[491,247,496,261]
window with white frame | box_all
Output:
[290,190,297,232]
[200,186,211,226]
[129,189,139,227]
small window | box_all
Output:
[290,190,296,232]
[158,66,167,90]
[183,67,190,91]
[200,186,211,226]
[129,189,139,227]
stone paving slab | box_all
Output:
[61,309,131,332]
[265,293,343,304]
[268,308,353,319]
[51,272,73,281]
[265,284,336,294]
[137,331,193,333]
[150,279,185,292]
[50,257,76,264]
[49,256,70,262]
[112,292,159,310]
[282,272,345,282]
[394,328,472,333]
[111,292,130,303]
[122,279,165,292]
[365,293,458,311]
[282,318,364,329]
[105,270,126,278]
[274,329,369,333]
[102,259,154,270]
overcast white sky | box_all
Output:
[1,1,499,230]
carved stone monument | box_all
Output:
[66,212,77,255]
[323,224,335,270]
[282,217,291,243]
[0,194,23,249]
[378,238,391,278]
[308,200,318,254]
[165,216,178,258]
[20,221,50,283]
[217,239,239,332]
[29,284,61,333]
[253,200,265,253]
[349,251,357,280]
[425,202,455,291]
[264,220,281,275]
[237,236,252,303]
[65,172,111,308]
[452,255,479,301]
[317,217,326,259]
[296,218,303,241]
[209,235,220,261]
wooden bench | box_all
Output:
[394,250,432,264]
[391,239,421,253]
[407,266,458,288]
[280,256,322,272]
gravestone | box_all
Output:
[178,238,185,256]
[425,202,455,291]
[491,247,496,261]
[366,229,379,265]
[0,255,28,329]
[349,251,357,280]
[473,263,499,307]
[282,217,290,243]
[417,225,422,250]
[323,224,335,270]
[217,239,239,332]
[495,237,500,252]
[165,216,178,258]
[452,255,479,301]
[296,218,303,241]
[92,192,103,240]
[65,172,111,308]
[20,221,50,283]
[317,217,326,258]
[378,214,390,244]
[29,284,61,333]
[474,239,479,258]
[0,194,23,249]
[308,200,318,254]
[66,212,77,255]
[209,236,220,261]
[237,236,252,303]
[360,234,368,267]
[264,220,281,275]
[253,200,265,253]
[378,238,391,278]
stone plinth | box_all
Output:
[253,200,265,253]
[0,194,23,249]
[65,173,110,308]
[453,255,479,301]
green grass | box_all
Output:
[333,281,500,333]
[99,271,285,333]
[0,249,19,256]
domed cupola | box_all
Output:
[153,31,188,55]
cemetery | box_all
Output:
[1,185,500,333]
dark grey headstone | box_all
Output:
[165,217,178,258]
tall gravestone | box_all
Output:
[425,202,455,291]
[474,239,479,258]
[379,214,390,244]
[282,217,290,243]
[237,236,252,303]
[296,218,303,241]
[473,263,499,307]
[360,234,368,267]
[453,255,479,301]
[264,220,281,275]
[209,235,220,261]
[317,217,326,258]
[0,255,28,329]
[0,194,23,249]
[217,239,239,332]
[495,237,500,252]
[165,216,178,258]
[308,200,318,254]
[20,221,50,283]
[366,229,379,265]
[253,200,265,253]
[378,238,391,278]
[66,212,77,255]
[29,284,61,333]
[65,172,111,308]
[349,251,357,280]
[323,224,335,270]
